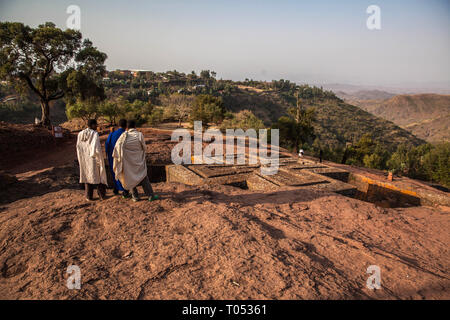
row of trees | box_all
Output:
[104,69,218,92]
[308,134,449,188]
[66,97,153,126]
[66,93,227,128]
[388,143,449,188]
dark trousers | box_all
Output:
[132,176,154,199]
[113,187,130,196]
[85,183,106,200]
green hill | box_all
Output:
[222,86,424,152]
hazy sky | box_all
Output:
[1,0,449,87]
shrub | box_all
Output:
[220,110,265,131]
[189,94,224,127]
[66,98,100,122]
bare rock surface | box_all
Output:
[0,124,448,299]
[0,166,448,299]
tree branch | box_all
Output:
[20,74,44,100]
[48,90,65,101]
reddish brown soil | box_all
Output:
[0,125,449,300]
[0,122,74,174]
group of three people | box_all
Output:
[76,118,159,202]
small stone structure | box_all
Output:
[166,157,358,197]
[165,155,449,207]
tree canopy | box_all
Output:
[0,22,107,127]
[189,94,224,127]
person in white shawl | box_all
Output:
[76,119,108,201]
[113,120,160,202]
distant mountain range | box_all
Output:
[338,92,450,143]
[320,83,450,95]
[335,90,395,101]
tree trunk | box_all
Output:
[40,100,51,128]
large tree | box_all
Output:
[0,22,107,127]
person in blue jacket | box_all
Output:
[105,119,130,197]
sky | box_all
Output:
[1,0,449,89]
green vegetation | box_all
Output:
[0,22,107,127]
[66,99,100,122]
[99,100,122,126]
[388,143,450,188]
[220,110,265,131]
[66,96,153,127]
[189,94,225,128]
[312,133,449,188]
[342,134,390,169]
[0,99,40,123]
[0,87,67,124]
[123,100,153,126]
[272,96,316,153]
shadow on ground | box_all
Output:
[0,166,80,205]
[169,186,329,207]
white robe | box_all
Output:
[113,128,147,190]
[76,128,107,185]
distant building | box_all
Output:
[116,69,131,76]
[129,70,153,78]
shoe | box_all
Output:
[122,193,131,199]
[148,195,160,201]
[132,197,140,202]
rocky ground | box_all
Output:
[0,125,448,299]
